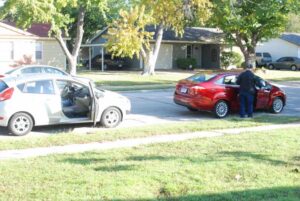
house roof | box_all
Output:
[88,26,224,44]
[145,26,223,43]
[280,33,300,46]
[1,21,52,37]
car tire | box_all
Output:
[100,107,122,128]
[271,97,284,114]
[214,100,229,118]
[187,107,198,112]
[268,64,275,70]
[8,112,33,136]
[291,65,297,71]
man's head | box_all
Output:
[246,64,254,70]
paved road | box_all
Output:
[0,82,299,137]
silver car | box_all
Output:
[268,57,300,71]
[0,74,131,136]
[0,65,69,78]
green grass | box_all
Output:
[78,70,194,91]
[255,69,300,82]
[0,128,299,200]
[78,69,300,91]
[0,115,299,151]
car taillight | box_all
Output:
[0,88,14,101]
[0,75,4,78]
[189,86,205,96]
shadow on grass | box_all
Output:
[94,164,137,172]
[218,151,289,166]
[84,186,300,201]
[86,186,300,201]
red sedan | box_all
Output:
[174,73,286,118]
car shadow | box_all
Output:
[0,123,96,136]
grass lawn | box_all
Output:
[0,115,299,151]
[0,128,299,200]
[78,69,300,91]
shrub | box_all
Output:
[176,58,197,70]
[221,51,242,69]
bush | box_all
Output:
[176,58,197,70]
[221,51,243,69]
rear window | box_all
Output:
[256,53,262,57]
[0,81,8,93]
[186,74,215,83]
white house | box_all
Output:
[256,33,300,61]
[0,21,66,71]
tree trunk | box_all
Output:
[234,33,256,68]
[142,24,164,75]
[55,6,85,76]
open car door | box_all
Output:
[255,79,271,109]
[89,81,100,126]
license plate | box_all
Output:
[180,87,188,93]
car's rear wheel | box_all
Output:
[268,64,275,70]
[291,65,297,71]
[8,112,33,136]
[214,100,229,118]
[100,107,122,128]
[271,97,284,114]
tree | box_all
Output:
[285,13,300,33]
[210,0,297,67]
[0,0,108,75]
[106,0,211,75]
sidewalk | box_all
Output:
[1,123,300,160]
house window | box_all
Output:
[35,42,43,60]
[186,45,193,58]
[211,48,217,62]
[0,41,14,60]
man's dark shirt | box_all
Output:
[236,70,257,94]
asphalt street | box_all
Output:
[0,82,299,137]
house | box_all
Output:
[0,21,66,70]
[81,26,223,70]
[256,33,300,61]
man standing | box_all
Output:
[236,64,259,118]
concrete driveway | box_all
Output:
[0,82,299,137]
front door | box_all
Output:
[255,81,271,109]
[89,81,100,126]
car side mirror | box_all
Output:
[95,91,103,99]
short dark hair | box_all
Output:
[247,64,253,69]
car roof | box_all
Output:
[1,74,91,87]
[5,65,68,75]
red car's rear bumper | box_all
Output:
[173,92,214,111]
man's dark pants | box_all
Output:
[239,91,254,117]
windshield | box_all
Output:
[186,74,215,83]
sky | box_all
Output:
[0,0,5,7]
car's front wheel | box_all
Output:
[271,97,284,114]
[291,65,298,71]
[100,107,122,128]
[268,64,275,70]
[214,100,229,118]
[8,112,33,136]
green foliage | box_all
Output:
[285,13,300,33]
[0,0,108,39]
[210,0,297,62]
[176,58,197,70]
[106,0,211,59]
[221,51,242,68]
[105,6,154,58]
